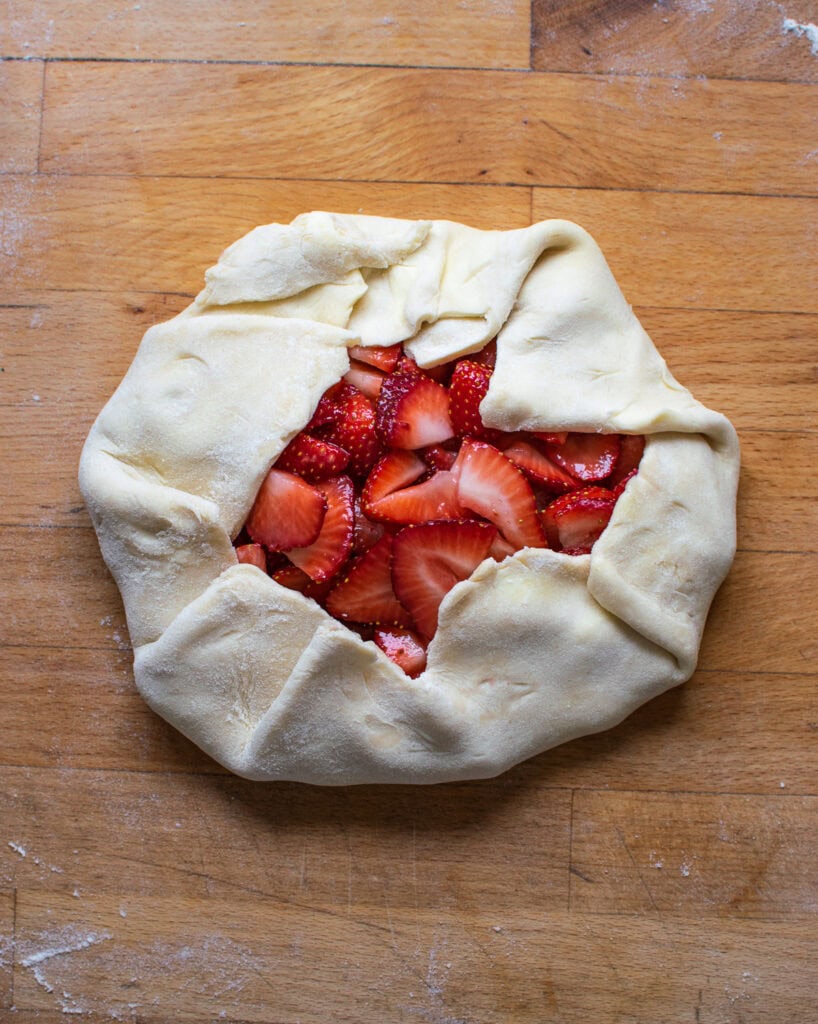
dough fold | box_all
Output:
[80,213,739,784]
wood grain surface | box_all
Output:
[1,2,816,1021]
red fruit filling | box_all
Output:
[235,342,646,674]
[373,627,428,679]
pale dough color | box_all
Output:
[79,213,740,784]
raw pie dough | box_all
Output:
[79,213,740,784]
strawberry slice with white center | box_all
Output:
[448,359,501,441]
[348,343,402,373]
[607,434,646,488]
[541,486,616,553]
[372,471,464,526]
[343,360,386,401]
[325,535,413,628]
[374,626,428,678]
[361,450,427,509]
[327,387,383,477]
[545,432,622,483]
[235,543,267,571]
[275,432,350,481]
[392,520,497,640]
[362,449,464,525]
[501,438,578,492]
[246,467,327,552]
[287,475,354,582]
[375,370,454,449]
[453,439,546,552]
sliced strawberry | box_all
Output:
[607,434,646,488]
[448,360,501,441]
[343,360,385,401]
[276,432,350,481]
[232,525,253,547]
[327,388,383,477]
[348,343,402,372]
[287,475,354,582]
[376,371,454,450]
[545,432,621,483]
[324,380,358,403]
[362,450,463,525]
[306,393,343,432]
[346,622,375,643]
[394,354,448,382]
[541,486,616,554]
[395,353,421,375]
[246,468,326,552]
[612,468,638,498]
[374,626,428,678]
[470,339,497,368]
[422,444,458,472]
[421,361,453,385]
[453,439,546,552]
[361,450,427,510]
[235,543,268,571]
[533,431,568,446]
[264,549,289,573]
[325,535,413,628]
[501,439,578,492]
[368,470,464,526]
[352,494,385,554]
[271,564,335,603]
[488,533,516,563]
[392,520,497,639]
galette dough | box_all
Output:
[79,212,740,784]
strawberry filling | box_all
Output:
[236,342,646,675]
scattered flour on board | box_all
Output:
[425,946,445,999]
[20,926,114,1013]
[684,0,714,13]
[18,928,272,1019]
[21,930,112,971]
[783,17,818,54]
[7,841,64,873]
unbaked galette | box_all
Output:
[80,213,740,784]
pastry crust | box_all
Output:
[79,213,740,784]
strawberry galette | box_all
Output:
[80,213,739,784]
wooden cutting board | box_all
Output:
[1,2,816,1020]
